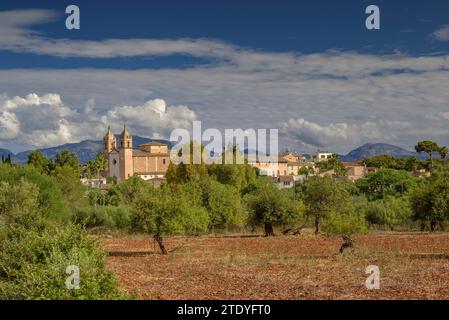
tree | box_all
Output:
[410,177,449,232]
[244,178,303,236]
[54,150,80,174]
[111,176,154,205]
[356,168,417,201]
[27,151,51,173]
[415,140,440,168]
[131,186,209,254]
[53,164,87,209]
[195,178,246,229]
[0,163,70,222]
[300,176,348,235]
[439,146,449,160]
[92,153,108,178]
[298,166,312,178]
[1,154,12,164]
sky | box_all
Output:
[0,0,449,153]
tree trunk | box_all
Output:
[314,217,320,235]
[154,232,168,254]
[264,222,274,236]
[429,153,434,171]
[420,221,426,231]
[430,220,437,232]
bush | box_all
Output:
[0,224,127,299]
[88,205,132,230]
[321,209,367,236]
[364,196,412,229]
[0,164,70,222]
[0,179,127,299]
[183,178,247,230]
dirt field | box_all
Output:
[103,231,449,299]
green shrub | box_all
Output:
[321,209,367,235]
[0,164,70,222]
[0,224,127,299]
[364,196,412,229]
[90,206,132,230]
[0,179,127,299]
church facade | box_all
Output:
[103,126,170,184]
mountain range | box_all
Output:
[1,136,172,164]
[339,143,427,162]
[0,140,428,164]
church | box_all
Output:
[103,125,170,185]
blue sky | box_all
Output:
[0,0,449,153]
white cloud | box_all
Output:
[0,110,20,140]
[431,25,449,42]
[1,9,449,78]
[280,118,413,151]
[0,9,449,153]
[103,99,197,138]
[0,93,197,149]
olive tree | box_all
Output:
[244,178,303,236]
[410,177,449,232]
[300,176,349,235]
[131,185,209,254]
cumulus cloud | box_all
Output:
[431,25,449,41]
[279,118,413,150]
[0,93,197,149]
[103,99,197,138]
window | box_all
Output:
[163,159,166,164]
[113,159,117,165]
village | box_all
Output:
[80,126,429,190]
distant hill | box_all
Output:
[5,141,433,164]
[12,136,172,164]
[340,143,426,162]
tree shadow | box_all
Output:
[108,251,157,257]
[407,253,449,260]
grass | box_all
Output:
[102,229,449,299]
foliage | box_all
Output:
[299,175,349,234]
[0,163,70,222]
[131,185,210,236]
[55,150,80,173]
[76,205,133,231]
[195,178,246,229]
[244,177,304,235]
[107,176,155,206]
[82,153,108,179]
[321,209,367,235]
[0,180,127,299]
[364,196,412,229]
[27,151,52,174]
[410,175,449,231]
[356,168,417,200]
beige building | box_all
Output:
[341,162,367,181]
[311,150,334,163]
[103,126,170,183]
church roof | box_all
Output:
[132,149,170,157]
[120,124,131,139]
[139,141,167,147]
[103,125,115,140]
